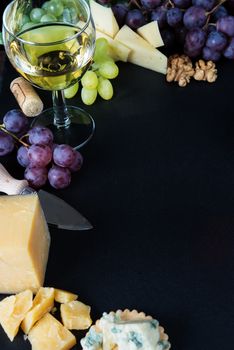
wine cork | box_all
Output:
[10,77,44,117]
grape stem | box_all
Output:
[0,126,29,147]
[207,0,227,15]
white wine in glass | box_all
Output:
[3,0,96,149]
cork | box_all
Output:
[10,77,44,117]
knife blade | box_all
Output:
[0,163,93,231]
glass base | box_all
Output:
[31,106,95,150]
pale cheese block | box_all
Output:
[21,287,55,334]
[96,30,131,62]
[90,0,119,38]
[28,313,76,350]
[0,290,33,341]
[115,25,168,74]
[137,21,164,48]
[54,289,78,304]
[0,194,50,294]
[61,300,92,330]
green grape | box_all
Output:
[47,1,64,17]
[64,82,79,99]
[60,8,72,23]
[97,77,113,100]
[81,71,98,89]
[40,14,57,22]
[30,8,45,23]
[22,14,30,25]
[94,38,109,63]
[42,1,51,11]
[21,22,36,31]
[98,61,119,79]
[81,87,98,105]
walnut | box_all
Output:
[194,59,217,83]
[166,54,195,87]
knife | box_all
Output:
[0,163,93,231]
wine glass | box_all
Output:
[2,0,96,149]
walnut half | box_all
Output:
[166,54,195,87]
[194,59,217,83]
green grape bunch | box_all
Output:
[64,38,119,105]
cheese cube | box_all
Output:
[90,0,119,38]
[0,290,33,341]
[21,287,54,334]
[54,289,78,304]
[61,300,92,330]
[0,194,50,294]
[137,21,164,48]
[28,313,76,350]
[96,30,131,62]
[115,25,168,74]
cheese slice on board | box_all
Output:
[28,313,76,350]
[137,21,164,48]
[90,0,119,38]
[0,194,50,294]
[54,289,78,304]
[0,290,33,341]
[115,25,168,74]
[61,300,92,330]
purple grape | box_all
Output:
[217,16,234,37]
[28,144,52,167]
[160,28,176,49]
[0,131,14,156]
[151,6,168,28]
[183,6,207,30]
[28,126,54,146]
[184,46,202,57]
[223,37,234,59]
[53,144,76,168]
[175,26,188,45]
[206,30,227,51]
[212,5,228,21]
[69,151,83,172]
[3,109,28,134]
[167,7,183,27]
[17,146,30,167]
[185,28,207,51]
[24,166,48,188]
[140,0,161,9]
[125,9,146,30]
[192,0,216,11]
[207,24,216,34]
[202,46,221,61]
[112,3,128,27]
[172,0,191,8]
[48,165,71,189]
[97,0,111,4]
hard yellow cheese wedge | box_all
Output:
[54,289,78,304]
[0,194,50,294]
[115,25,168,74]
[28,313,76,350]
[0,290,33,341]
[137,21,164,48]
[90,0,119,38]
[96,30,131,62]
[61,300,92,330]
[21,287,55,334]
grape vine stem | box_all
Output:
[0,126,29,147]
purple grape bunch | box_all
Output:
[0,109,83,190]
[102,0,234,61]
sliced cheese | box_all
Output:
[96,30,131,62]
[54,289,78,304]
[137,21,164,48]
[0,290,33,341]
[28,313,76,350]
[115,25,168,74]
[21,287,55,334]
[0,194,50,294]
[61,300,92,330]
[90,0,119,38]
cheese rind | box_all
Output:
[115,25,168,74]
[28,313,76,350]
[0,290,33,341]
[96,30,131,62]
[54,289,78,304]
[90,0,119,38]
[0,194,50,294]
[137,21,164,48]
[61,300,92,330]
[21,287,55,334]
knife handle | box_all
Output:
[0,163,28,195]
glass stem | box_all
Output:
[52,90,71,128]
